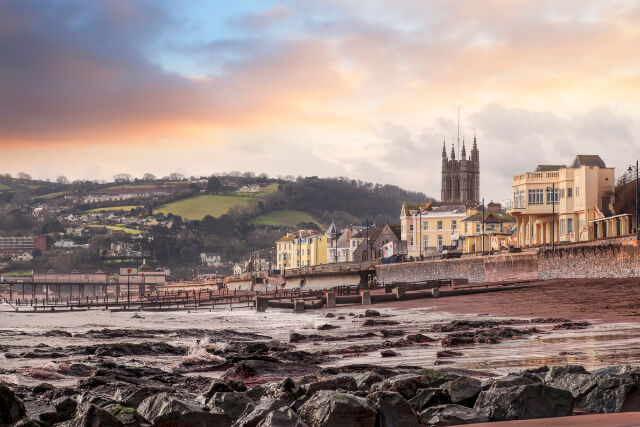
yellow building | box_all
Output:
[276,233,296,271]
[276,230,327,270]
[400,202,475,257]
[508,155,616,246]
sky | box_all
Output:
[1,0,640,202]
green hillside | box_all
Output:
[250,210,323,228]
[154,194,257,220]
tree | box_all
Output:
[17,172,32,180]
[207,176,221,194]
[56,175,69,184]
[114,173,132,183]
[142,173,156,181]
[169,172,185,181]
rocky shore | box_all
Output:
[1,303,639,426]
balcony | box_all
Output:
[513,171,560,185]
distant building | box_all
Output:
[325,224,365,263]
[401,202,470,256]
[0,236,46,256]
[441,136,480,204]
[11,252,33,262]
[276,233,297,271]
[351,223,402,261]
[508,154,615,246]
[233,263,242,276]
[200,253,222,267]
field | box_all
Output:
[0,183,10,191]
[154,194,257,220]
[36,191,68,199]
[87,224,141,234]
[250,210,322,228]
[85,206,142,213]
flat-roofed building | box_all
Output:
[0,236,46,256]
[508,155,615,246]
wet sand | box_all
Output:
[377,278,640,322]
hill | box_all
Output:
[250,209,323,228]
[155,194,259,220]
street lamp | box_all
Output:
[627,161,639,241]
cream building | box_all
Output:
[276,230,327,270]
[508,155,616,246]
[400,202,473,257]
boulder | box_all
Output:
[484,373,539,390]
[317,324,339,331]
[303,376,357,397]
[72,403,123,427]
[256,408,308,427]
[544,365,596,401]
[418,404,480,426]
[0,383,26,425]
[443,376,481,407]
[137,392,232,427]
[579,376,640,413]
[261,378,299,404]
[202,379,247,401]
[234,398,289,427]
[54,396,77,421]
[474,384,574,422]
[206,391,254,420]
[298,390,376,427]
[371,391,418,427]
[364,309,380,317]
[353,372,383,392]
[105,403,148,426]
[408,388,451,412]
[380,350,399,358]
[370,374,435,400]
[114,385,175,408]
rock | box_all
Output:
[325,313,335,318]
[202,379,247,401]
[380,350,399,358]
[38,409,58,425]
[371,374,438,400]
[553,321,590,330]
[245,385,266,402]
[418,404,480,426]
[302,376,357,397]
[72,403,124,427]
[474,384,574,422]
[544,365,596,401]
[364,309,380,317]
[409,388,451,412]
[0,382,26,425]
[380,329,405,338]
[84,342,186,357]
[362,319,400,326]
[105,404,148,426]
[32,383,55,396]
[298,390,376,427]
[206,391,254,420]
[114,385,175,408]
[353,372,383,392]
[54,396,77,421]
[444,376,481,407]
[371,391,418,427]
[234,398,289,427]
[137,392,232,427]
[337,316,345,320]
[317,324,339,331]
[484,373,539,390]
[256,408,308,427]
[261,378,299,403]
[406,333,436,343]
[436,350,464,358]
[224,361,258,379]
[579,376,640,413]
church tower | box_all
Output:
[440,135,480,204]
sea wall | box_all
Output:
[376,237,640,285]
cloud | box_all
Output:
[228,6,293,31]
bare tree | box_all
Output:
[56,175,69,184]
[142,173,156,181]
[168,172,185,181]
[114,173,132,183]
[17,172,32,180]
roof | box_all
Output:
[535,165,565,172]
[325,221,337,235]
[277,234,297,243]
[401,202,432,216]
[570,155,606,169]
[463,211,516,223]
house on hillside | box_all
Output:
[200,253,222,267]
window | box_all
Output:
[409,224,414,232]
[575,187,580,197]
[307,249,311,255]
[437,235,443,248]
[423,235,428,247]
[465,222,468,233]
[567,188,573,198]
[528,189,544,204]
[567,218,573,234]
[476,222,480,233]
[519,190,525,207]
[559,188,565,198]
[546,187,559,204]
[409,237,414,246]
[452,220,457,230]
[423,221,428,230]
[437,220,443,230]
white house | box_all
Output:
[200,253,222,266]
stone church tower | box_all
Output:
[441,136,479,204]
